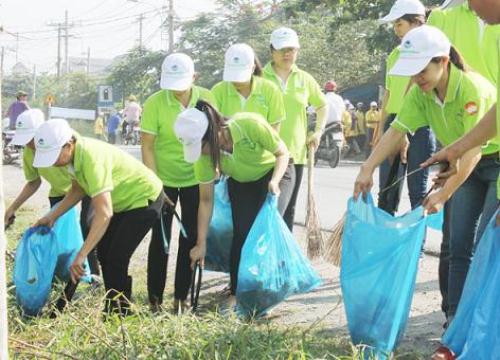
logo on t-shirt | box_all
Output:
[464,102,478,116]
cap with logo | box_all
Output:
[33,118,73,168]
[174,108,209,163]
[379,0,426,23]
[160,53,195,91]
[223,43,255,83]
[270,27,300,50]
[389,25,451,77]
[11,109,45,146]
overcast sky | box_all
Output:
[0,0,218,74]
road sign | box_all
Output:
[45,94,55,105]
[97,85,113,107]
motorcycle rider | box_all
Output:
[324,80,345,125]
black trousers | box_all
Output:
[283,164,304,231]
[227,166,294,295]
[147,185,199,303]
[49,196,100,276]
[98,194,163,314]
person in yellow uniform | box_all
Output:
[5,109,100,278]
[375,0,437,215]
[173,100,291,310]
[365,101,380,155]
[354,102,367,152]
[94,112,105,141]
[354,25,499,327]
[141,53,216,313]
[263,27,328,230]
[33,119,163,316]
[428,0,500,86]
[212,43,293,213]
[343,104,361,156]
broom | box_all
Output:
[306,146,324,259]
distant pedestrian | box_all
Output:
[365,101,380,155]
[5,91,30,130]
[107,111,121,144]
[94,112,105,141]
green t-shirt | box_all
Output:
[392,65,498,155]
[71,136,163,213]
[194,112,283,183]
[385,47,412,115]
[23,147,72,197]
[211,76,285,125]
[263,63,326,165]
[141,86,216,187]
[428,3,500,86]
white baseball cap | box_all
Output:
[33,119,73,168]
[174,108,209,163]
[379,0,426,23]
[389,25,451,76]
[160,53,195,91]
[223,43,255,83]
[270,27,300,50]
[11,109,45,146]
[370,101,378,107]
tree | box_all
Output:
[107,47,165,105]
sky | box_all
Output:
[0,0,218,74]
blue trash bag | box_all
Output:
[341,194,442,359]
[13,226,59,316]
[52,206,91,283]
[205,178,233,272]
[442,210,500,359]
[236,194,322,316]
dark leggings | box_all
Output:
[282,164,304,231]
[49,196,100,276]
[147,185,199,303]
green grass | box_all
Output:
[4,208,426,359]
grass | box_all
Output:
[4,206,427,359]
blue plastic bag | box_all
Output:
[442,211,500,359]
[52,206,90,282]
[205,178,233,272]
[341,194,442,359]
[13,207,91,316]
[13,226,59,316]
[236,194,322,316]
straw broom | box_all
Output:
[306,147,323,259]
[323,213,345,267]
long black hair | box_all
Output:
[195,100,227,170]
[431,45,469,72]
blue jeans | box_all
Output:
[445,156,500,317]
[378,115,436,213]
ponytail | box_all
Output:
[431,46,468,72]
[195,100,227,170]
[253,55,263,77]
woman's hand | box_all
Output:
[190,244,206,270]
[268,180,281,196]
[353,165,374,201]
[32,214,56,229]
[69,252,87,284]
[423,190,449,215]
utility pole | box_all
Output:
[32,65,37,101]
[86,47,90,76]
[64,10,69,75]
[138,13,144,50]
[167,0,174,53]
[57,24,61,78]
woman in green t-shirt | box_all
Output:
[141,53,216,313]
[174,100,292,310]
[33,119,164,316]
[354,26,499,326]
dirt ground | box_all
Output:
[3,162,445,358]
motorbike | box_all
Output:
[3,129,21,165]
[123,122,140,146]
[314,122,345,168]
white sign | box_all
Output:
[49,107,96,121]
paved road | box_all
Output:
[121,145,443,254]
